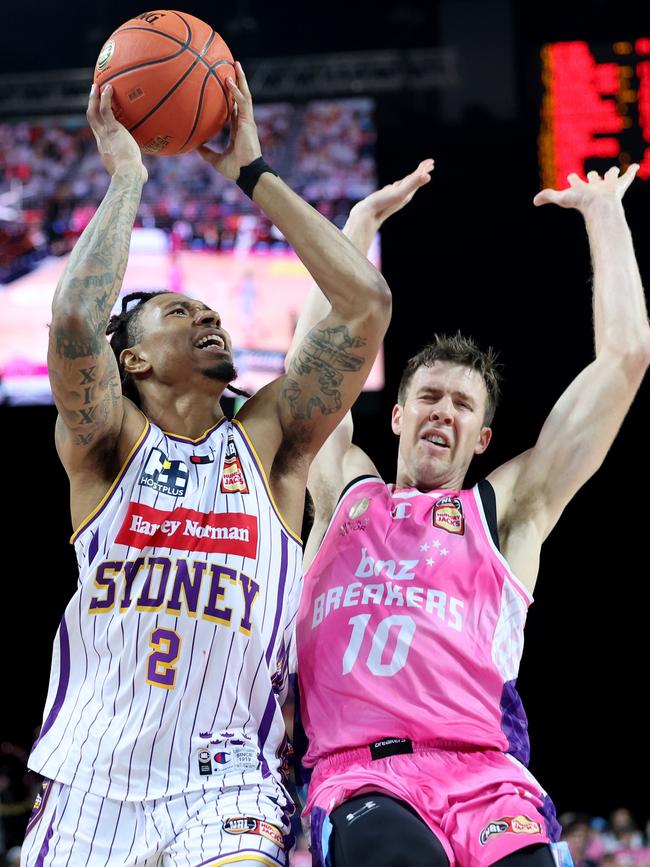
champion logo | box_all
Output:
[390,502,412,520]
[213,751,230,764]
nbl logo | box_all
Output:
[140,448,189,497]
[221,434,249,494]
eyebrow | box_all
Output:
[417,387,475,405]
[162,299,211,313]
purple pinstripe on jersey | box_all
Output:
[35,614,70,744]
[88,529,99,563]
[69,617,105,790]
[30,417,302,804]
[164,619,199,794]
[256,689,278,778]
[104,619,126,799]
[70,421,151,545]
[46,594,90,780]
[103,801,124,867]
[63,789,89,867]
[265,534,289,664]
[125,614,153,799]
[34,812,55,867]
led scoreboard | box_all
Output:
[539,38,650,188]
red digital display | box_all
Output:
[540,39,650,188]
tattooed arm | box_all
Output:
[282,162,434,561]
[201,65,391,516]
[49,85,147,526]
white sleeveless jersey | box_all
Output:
[29,417,302,801]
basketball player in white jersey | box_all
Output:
[288,164,649,867]
[21,64,392,867]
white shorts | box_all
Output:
[21,778,293,867]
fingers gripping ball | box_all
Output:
[93,10,234,156]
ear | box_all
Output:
[391,403,403,437]
[474,426,492,455]
[121,347,151,376]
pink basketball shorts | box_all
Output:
[305,740,570,867]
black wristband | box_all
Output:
[236,157,279,199]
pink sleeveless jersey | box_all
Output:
[296,477,533,770]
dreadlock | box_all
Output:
[106,291,251,406]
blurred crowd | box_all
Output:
[0,98,376,284]
[560,810,650,867]
[1,728,649,866]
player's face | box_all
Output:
[391,362,492,490]
[127,293,235,386]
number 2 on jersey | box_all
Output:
[342,614,416,677]
[146,627,181,689]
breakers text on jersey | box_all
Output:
[311,545,465,632]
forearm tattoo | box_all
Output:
[283,325,366,419]
[49,175,142,445]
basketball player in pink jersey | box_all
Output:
[22,66,392,867]
[289,163,649,867]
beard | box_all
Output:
[201,359,238,384]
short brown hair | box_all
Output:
[397,332,502,425]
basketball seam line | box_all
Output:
[111,26,235,78]
[101,43,189,88]
[179,30,218,150]
[169,9,192,43]
[128,52,204,135]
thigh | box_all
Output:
[163,783,292,867]
[329,793,450,867]
[21,780,161,867]
[491,843,557,867]
[441,750,562,867]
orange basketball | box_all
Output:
[93,10,234,156]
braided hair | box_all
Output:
[106,291,251,407]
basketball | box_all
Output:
[93,10,234,156]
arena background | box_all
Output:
[0,0,648,854]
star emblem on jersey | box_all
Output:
[432,496,465,535]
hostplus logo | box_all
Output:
[139,448,188,496]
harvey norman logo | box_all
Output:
[116,502,258,557]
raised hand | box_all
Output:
[87,84,147,182]
[350,158,434,231]
[197,61,262,180]
[533,164,638,212]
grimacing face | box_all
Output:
[391,361,492,490]
[121,294,235,387]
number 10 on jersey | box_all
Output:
[342,614,416,677]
